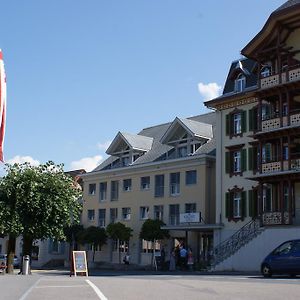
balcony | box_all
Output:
[260,113,300,133]
[262,212,290,225]
[261,158,300,174]
[260,66,300,90]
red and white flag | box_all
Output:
[0,50,6,162]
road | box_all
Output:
[1,271,300,300]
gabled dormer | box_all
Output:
[106,132,153,167]
[160,117,213,158]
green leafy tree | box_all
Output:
[139,219,170,266]
[64,224,84,263]
[78,226,107,262]
[106,222,132,263]
[0,161,82,273]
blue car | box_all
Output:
[261,239,300,277]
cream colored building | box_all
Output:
[81,113,219,265]
[205,0,300,271]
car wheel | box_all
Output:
[261,264,272,278]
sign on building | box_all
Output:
[179,212,200,223]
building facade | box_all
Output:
[81,113,219,265]
[205,0,300,271]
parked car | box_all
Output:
[261,239,300,277]
[0,254,20,268]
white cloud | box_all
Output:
[97,140,112,152]
[198,82,222,101]
[7,155,40,166]
[70,155,103,172]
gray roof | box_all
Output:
[275,0,300,12]
[92,113,216,172]
[106,132,153,155]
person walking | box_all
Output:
[169,249,176,271]
[179,245,188,270]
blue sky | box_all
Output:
[0,0,284,172]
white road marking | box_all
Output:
[35,284,88,288]
[19,278,42,300]
[86,279,108,300]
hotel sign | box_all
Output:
[180,212,200,223]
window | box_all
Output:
[225,146,246,175]
[141,239,161,253]
[178,146,187,158]
[98,209,106,227]
[225,189,246,221]
[233,113,242,135]
[169,204,180,225]
[190,143,201,154]
[226,110,247,137]
[141,176,150,190]
[186,170,197,185]
[185,203,196,213]
[121,156,130,167]
[87,209,95,222]
[170,172,180,196]
[283,145,289,161]
[123,179,132,192]
[263,185,272,212]
[99,182,107,201]
[262,143,272,163]
[154,205,164,221]
[140,206,149,220]
[113,240,129,253]
[110,208,118,224]
[122,207,131,220]
[261,66,271,78]
[155,175,164,197]
[48,240,65,254]
[111,181,119,201]
[233,192,241,218]
[235,73,246,92]
[233,151,241,173]
[89,184,96,195]
[283,185,289,211]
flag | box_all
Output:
[0,50,6,162]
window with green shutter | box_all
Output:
[225,152,231,174]
[226,187,245,222]
[226,109,247,138]
[241,191,247,219]
[241,149,247,171]
[248,189,258,218]
[241,111,247,133]
[248,107,258,132]
[225,192,231,218]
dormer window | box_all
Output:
[261,66,271,78]
[121,156,130,166]
[235,74,246,92]
[178,146,187,158]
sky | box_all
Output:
[0,0,285,172]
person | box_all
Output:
[123,252,130,265]
[160,247,165,270]
[169,249,176,271]
[179,245,188,270]
[187,247,194,271]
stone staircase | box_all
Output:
[212,219,264,267]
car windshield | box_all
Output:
[273,241,293,255]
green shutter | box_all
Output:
[253,146,258,171]
[248,147,253,170]
[253,107,258,131]
[226,114,230,136]
[249,109,253,131]
[248,190,254,217]
[253,189,258,217]
[225,192,230,218]
[241,191,247,218]
[241,149,247,171]
[225,152,231,174]
[241,110,247,133]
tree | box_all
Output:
[78,226,107,262]
[0,161,82,273]
[64,224,84,263]
[139,219,170,267]
[106,222,132,263]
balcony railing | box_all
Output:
[260,112,299,133]
[262,212,290,225]
[260,66,300,89]
[261,161,281,173]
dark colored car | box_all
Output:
[261,239,300,277]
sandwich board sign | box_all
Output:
[72,251,88,277]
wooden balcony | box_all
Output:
[262,212,290,225]
[261,161,281,173]
[260,66,300,90]
[260,113,299,133]
[261,159,300,174]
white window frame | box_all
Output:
[233,113,242,135]
[235,74,246,92]
[233,192,241,218]
[233,151,241,173]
